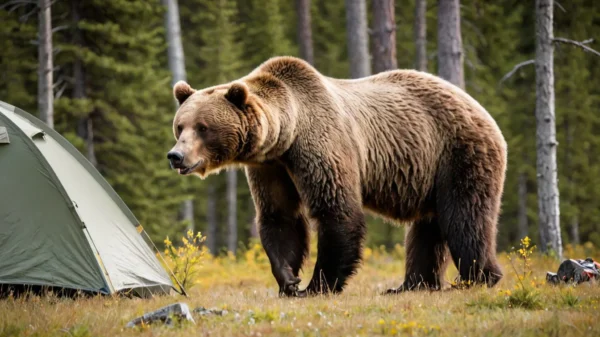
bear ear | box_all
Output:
[224,82,249,110]
[173,81,196,105]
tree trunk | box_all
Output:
[517,171,528,239]
[296,0,314,65]
[414,0,427,71]
[345,0,371,78]
[570,215,579,246]
[227,170,238,254]
[38,0,53,128]
[72,0,97,167]
[437,0,464,89]
[535,0,562,259]
[372,0,397,73]
[206,183,218,255]
[564,111,580,246]
[163,0,186,86]
[163,0,195,232]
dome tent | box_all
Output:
[0,100,182,298]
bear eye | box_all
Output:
[196,124,208,133]
[176,125,183,136]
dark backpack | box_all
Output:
[546,258,600,284]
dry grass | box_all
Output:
[2,242,600,337]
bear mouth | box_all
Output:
[178,160,204,175]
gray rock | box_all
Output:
[125,302,195,328]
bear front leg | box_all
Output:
[246,164,310,297]
[305,205,366,295]
[286,150,366,295]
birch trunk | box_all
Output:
[345,0,371,78]
[38,0,53,128]
[296,0,314,65]
[414,0,427,71]
[372,0,397,73]
[437,0,464,89]
[535,0,562,258]
[163,0,195,233]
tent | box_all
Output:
[0,100,180,297]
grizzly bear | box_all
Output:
[167,56,507,297]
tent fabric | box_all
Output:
[0,127,9,143]
[0,100,175,296]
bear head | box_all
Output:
[167,80,259,178]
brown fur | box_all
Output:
[168,56,507,296]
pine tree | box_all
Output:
[52,0,187,243]
[0,5,38,112]
[240,0,295,69]
[437,0,464,88]
[345,0,371,78]
[554,0,600,247]
[312,0,349,77]
[372,0,397,73]
[295,0,314,65]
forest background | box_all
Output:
[1,0,599,257]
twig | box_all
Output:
[19,7,37,22]
[498,59,535,86]
[553,37,600,57]
[52,25,69,34]
[554,1,566,13]
[0,0,36,10]
[54,82,67,100]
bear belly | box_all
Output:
[360,177,433,223]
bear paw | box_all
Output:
[279,277,307,298]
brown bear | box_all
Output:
[167,56,507,297]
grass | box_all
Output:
[1,241,600,337]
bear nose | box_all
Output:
[167,151,184,169]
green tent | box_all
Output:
[0,100,178,297]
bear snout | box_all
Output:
[167,150,185,169]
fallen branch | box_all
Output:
[498,59,535,86]
[553,38,600,57]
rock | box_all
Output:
[125,303,195,328]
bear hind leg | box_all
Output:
[437,156,504,288]
[385,217,449,294]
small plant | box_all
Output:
[159,229,207,291]
[559,288,580,307]
[504,236,543,309]
[505,287,542,309]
